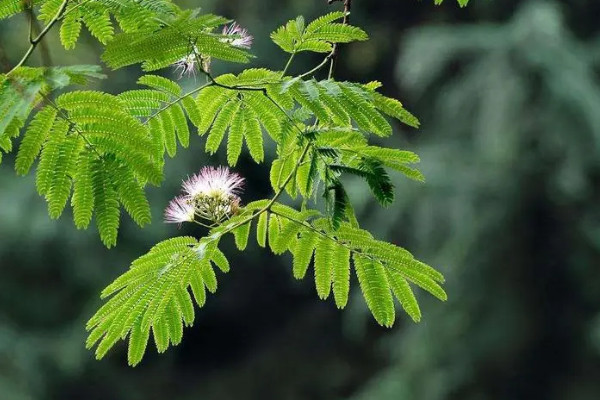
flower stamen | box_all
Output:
[221,22,253,49]
[164,166,245,226]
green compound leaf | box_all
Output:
[87,236,229,366]
[271,12,368,54]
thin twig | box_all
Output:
[145,82,214,124]
[269,209,386,267]
[327,0,352,79]
[299,51,335,79]
[7,0,69,75]
[193,51,307,136]
[281,53,295,76]
[192,220,217,229]
[27,2,35,44]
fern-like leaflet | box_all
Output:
[86,235,229,366]
[102,10,250,70]
[17,90,161,247]
[44,0,178,48]
[271,13,368,54]
[0,65,105,162]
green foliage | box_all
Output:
[2,69,207,247]
[279,79,401,137]
[271,13,368,54]
[1,17,423,249]
[118,75,196,159]
[267,122,423,214]
[102,11,249,70]
[0,0,20,19]
[88,201,445,364]
[435,0,470,7]
[194,69,285,164]
[42,0,178,48]
[294,214,444,325]
[86,236,228,366]
[0,0,44,20]
[1,65,105,163]
[0,0,471,366]
[0,0,468,26]
[14,90,161,247]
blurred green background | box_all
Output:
[2,0,600,399]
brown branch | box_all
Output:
[7,0,69,75]
[327,0,352,78]
[29,8,54,68]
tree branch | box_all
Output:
[7,0,69,76]
[327,0,352,78]
[145,82,214,124]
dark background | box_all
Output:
[1,0,600,399]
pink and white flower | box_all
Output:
[173,45,199,78]
[164,196,195,225]
[182,166,245,199]
[164,166,245,225]
[173,54,197,78]
[221,22,253,49]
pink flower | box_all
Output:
[222,22,253,49]
[173,45,199,79]
[164,196,195,224]
[165,166,245,226]
[182,166,245,200]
